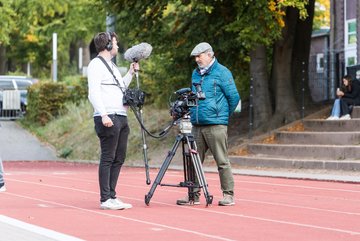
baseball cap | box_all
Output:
[190,42,213,56]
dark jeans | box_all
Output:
[94,115,130,202]
[341,98,355,115]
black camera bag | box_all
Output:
[123,88,146,108]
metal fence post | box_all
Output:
[249,77,254,139]
[301,61,305,119]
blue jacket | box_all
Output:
[190,58,240,125]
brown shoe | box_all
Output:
[176,195,200,205]
[218,194,235,206]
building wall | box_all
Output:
[310,35,329,54]
[346,0,357,19]
[331,0,344,59]
[330,0,359,70]
[309,0,359,101]
[357,0,360,62]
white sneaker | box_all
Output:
[100,199,125,210]
[218,194,235,206]
[340,114,351,120]
[326,116,339,120]
[0,184,6,192]
[111,198,132,209]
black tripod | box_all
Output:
[144,117,213,206]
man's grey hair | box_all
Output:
[206,50,214,58]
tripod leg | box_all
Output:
[185,136,213,206]
[145,134,183,205]
[183,141,196,203]
[134,71,151,185]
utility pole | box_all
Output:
[106,15,116,64]
[52,33,57,82]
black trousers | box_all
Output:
[94,115,129,202]
[340,98,355,116]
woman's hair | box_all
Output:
[341,75,353,92]
[93,32,118,53]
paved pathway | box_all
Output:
[0,121,58,161]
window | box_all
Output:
[316,53,324,73]
[15,80,33,90]
[344,19,357,68]
[347,56,356,66]
[0,80,14,90]
[347,20,357,45]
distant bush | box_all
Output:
[26,81,70,125]
[67,77,88,105]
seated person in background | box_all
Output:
[327,75,352,120]
[339,76,360,120]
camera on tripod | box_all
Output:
[170,87,204,121]
[145,86,213,207]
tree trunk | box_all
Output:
[0,45,7,74]
[291,0,316,110]
[270,7,301,126]
[249,45,272,131]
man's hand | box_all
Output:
[130,62,140,75]
[102,115,114,127]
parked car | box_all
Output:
[0,75,37,118]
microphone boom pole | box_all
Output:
[124,43,152,185]
[135,67,151,185]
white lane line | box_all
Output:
[4,179,360,236]
[235,198,360,216]
[3,192,236,241]
[0,215,84,241]
[235,180,360,193]
[7,177,360,216]
[239,187,360,203]
[37,204,52,208]
[15,169,360,193]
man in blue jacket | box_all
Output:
[177,42,240,206]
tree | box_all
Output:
[103,0,250,106]
[0,0,105,79]
[225,1,313,130]
[267,1,315,129]
[0,0,17,73]
[313,0,330,30]
[104,0,314,131]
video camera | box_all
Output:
[170,88,199,120]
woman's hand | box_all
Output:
[336,88,344,97]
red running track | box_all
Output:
[0,161,359,241]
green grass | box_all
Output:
[21,100,179,165]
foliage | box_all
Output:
[313,0,330,30]
[226,0,308,49]
[0,1,17,45]
[102,0,309,105]
[26,81,70,125]
[64,76,88,104]
[1,0,105,79]
[103,0,250,106]
[2,0,311,108]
